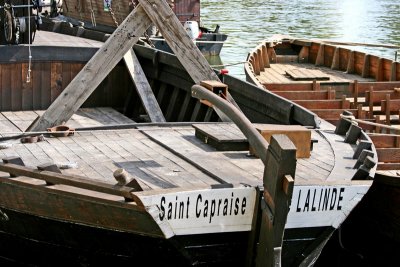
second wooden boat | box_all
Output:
[245,34,400,266]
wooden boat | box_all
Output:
[56,0,227,56]
[244,34,400,126]
[245,35,400,266]
[0,6,376,266]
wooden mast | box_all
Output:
[27,0,237,131]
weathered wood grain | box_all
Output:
[124,48,165,122]
[27,5,152,131]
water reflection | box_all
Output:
[200,0,400,79]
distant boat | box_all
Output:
[57,0,227,56]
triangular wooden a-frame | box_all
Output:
[27,0,235,131]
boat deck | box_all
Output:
[33,30,103,47]
[0,109,359,190]
[258,62,374,84]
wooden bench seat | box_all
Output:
[352,81,400,96]
[264,82,319,91]
[381,97,400,123]
[271,89,335,100]
[311,108,366,125]
[365,90,400,105]
[362,89,400,118]
[294,97,350,109]
[369,134,400,148]
[376,148,400,163]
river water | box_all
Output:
[200,0,400,79]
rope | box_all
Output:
[26,0,32,83]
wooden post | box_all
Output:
[255,135,296,267]
[375,116,381,133]
[262,44,270,68]
[358,103,364,119]
[2,157,25,177]
[344,124,362,144]
[362,54,370,78]
[341,95,347,108]
[315,44,325,66]
[123,48,166,122]
[327,87,335,99]
[26,5,153,131]
[368,87,374,119]
[376,58,383,81]
[353,80,359,107]
[258,48,265,72]
[390,62,397,81]
[352,156,376,180]
[254,54,261,75]
[346,51,355,74]
[334,110,353,135]
[386,93,391,126]
[298,46,309,63]
[331,47,340,70]
[312,80,320,91]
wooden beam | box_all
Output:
[271,90,335,100]
[377,162,400,170]
[257,48,264,72]
[138,0,236,121]
[0,163,142,202]
[315,44,325,66]
[298,46,309,63]
[139,0,219,83]
[123,48,166,122]
[262,44,270,68]
[293,99,350,109]
[390,62,397,81]
[331,47,340,70]
[346,51,355,74]
[26,5,153,131]
[362,54,370,78]
[376,58,383,81]
[369,134,400,148]
[377,147,400,163]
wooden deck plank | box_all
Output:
[141,127,264,185]
[96,107,135,124]
[0,113,21,134]
[259,62,374,84]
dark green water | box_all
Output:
[200,0,400,79]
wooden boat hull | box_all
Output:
[0,207,336,266]
[245,35,400,266]
[244,35,400,126]
[0,31,374,266]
